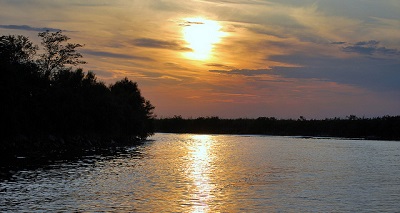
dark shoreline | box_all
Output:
[154,116,400,141]
[155,131,400,142]
[0,135,146,173]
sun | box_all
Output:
[182,17,224,60]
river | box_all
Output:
[1,133,400,212]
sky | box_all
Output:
[1,0,399,119]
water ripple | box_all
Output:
[1,134,400,212]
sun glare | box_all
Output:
[189,134,214,212]
[182,18,224,60]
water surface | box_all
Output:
[1,133,400,212]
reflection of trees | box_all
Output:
[0,31,155,158]
[155,116,400,140]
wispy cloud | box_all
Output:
[82,50,154,61]
[210,69,272,76]
[205,63,236,70]
[331,41,346,45]
[179,20,205,27]
[89,69,115,78]
[342,40,400,56]
[0,24,63,32]
[133,38,191,51]
[268,53,400,92]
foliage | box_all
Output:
[37,31,86,77]
[0,31,154,158]
[110,78,155,139]
[0,35,38,64]
[155,116,400,141]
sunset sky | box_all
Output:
[1,0,399,118]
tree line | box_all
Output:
[0,31,155,159]
[155,115,400,140]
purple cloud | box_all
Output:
[342,40,400,56]
[0,24,63,32]
[133,38,191,51]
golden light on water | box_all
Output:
[182,18,225,60]
[188,135,215,212]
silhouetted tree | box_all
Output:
[37,31,86,77]
[0,35,38,64]
[1,35,44,137]
[110,78,155,139]
[1,31,155,160]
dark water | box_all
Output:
[1,133,400,212]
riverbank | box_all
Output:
[154,116,400,141]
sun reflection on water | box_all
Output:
[188,135,215,213]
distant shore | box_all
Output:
[154,116,400,141]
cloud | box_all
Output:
[268,53,400,92]
[133,38,191,51]
[209,69,273,76]
[342,40,400,56]
[70,2,112,7]
[89,69,114,78]
[257,38,400,92]
[205,63,236,70]
[247,26,289,39]
[159,75,183,82]
[179,20,205,27]
[0,24,63,32]
[331,41,346,45]
[164,62,191,71]
[82,50,153,61]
